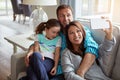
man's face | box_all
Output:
[57,8,73,28]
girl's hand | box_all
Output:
[102,20,113,40]
[42,54,45,60]
[50,66,57,75]
[40,52,45,60]
[25,53,32,67]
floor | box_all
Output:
[0,15,30,80]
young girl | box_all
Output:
[25,19,61,80]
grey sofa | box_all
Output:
[8,24,120,80]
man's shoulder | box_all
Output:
[83,26,91,32]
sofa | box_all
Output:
[8,22,120,80]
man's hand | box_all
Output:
[77,53,95,78]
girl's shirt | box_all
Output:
[35,34,61,59]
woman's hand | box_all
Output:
[50,66,57,75]
[102,20,113,40]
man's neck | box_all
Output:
[61,27,66,34]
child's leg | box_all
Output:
[29,52,54,80]
[26,66,37,80]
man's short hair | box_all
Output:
[56,4,73,18]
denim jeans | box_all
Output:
[27,52,54,80]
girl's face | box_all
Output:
[46,26,60,40]
[68,25,83,46]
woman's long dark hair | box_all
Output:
[65,21,86,57]
[35,19,60,34]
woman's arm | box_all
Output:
[76,26,98,77]
[99,20,116,57]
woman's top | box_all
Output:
[35,34,61,59]
[61,38,115,80]
[56,26,99,75]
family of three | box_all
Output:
[20,4,115,80]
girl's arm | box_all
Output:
[34,41,40,52]
[50,37,61,75]
[50,47,60,75]
[25,44,34,67]
[54,47,60,69]
[34,34,40,52]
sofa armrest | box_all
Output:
[112,34,120,80]
[11,52,27,80]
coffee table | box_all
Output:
[4,33,34,54]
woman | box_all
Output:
[61,20,114,80]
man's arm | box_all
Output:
[77,26,98,77]
[77,53,95,78]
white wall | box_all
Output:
[112,0,120,24]
[42,0,60,19]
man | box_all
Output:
[52,4,98,79]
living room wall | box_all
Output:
[112,0,120,24]
[42,0,59,19]
[42,0,120,26]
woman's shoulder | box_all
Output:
[63,48,70,52]
[62,48,72,56]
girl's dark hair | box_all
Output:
[56,4,73,18]
[35,19,60,34]
[65,21,86,57]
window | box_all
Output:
[0,0,12,15]
[74,0,112,20]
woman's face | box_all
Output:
[46,26,60,40]
[68,25,83,46]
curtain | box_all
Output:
[60,0,71,5]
